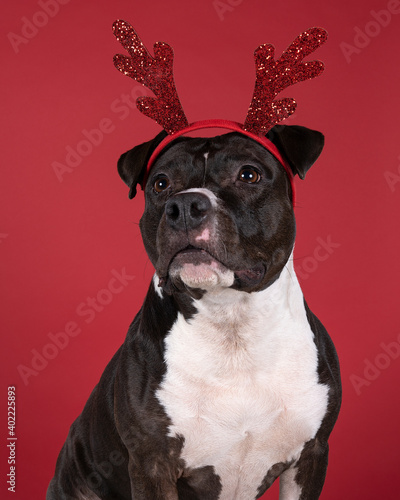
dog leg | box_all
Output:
[128,462,180,500]
[279,440,329,500]
[279,467,302,500]
[128,478,179,500]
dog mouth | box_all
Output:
[159,246,265,292]
[167,246,234,290]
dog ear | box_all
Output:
[266,125,324,179]
[117,130,168,199]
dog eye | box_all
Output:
[153,176,171,193]
[238,166,261,184]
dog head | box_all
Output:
[117,125,324,296]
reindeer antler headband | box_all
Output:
[112,20,327,202]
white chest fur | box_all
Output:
[156,262,328,500]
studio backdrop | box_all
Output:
[1,0,399,498]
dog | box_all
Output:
[47,124,341,500]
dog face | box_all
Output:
[118,125,324,296]
[141,133,295,295]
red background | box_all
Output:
[1,0,400,498]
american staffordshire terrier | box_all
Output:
[47,123,341,500]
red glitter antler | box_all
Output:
[243,28,328,135]
[112,20,189,135]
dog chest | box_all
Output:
[156,277,329,499]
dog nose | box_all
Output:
[165,192,212,231]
